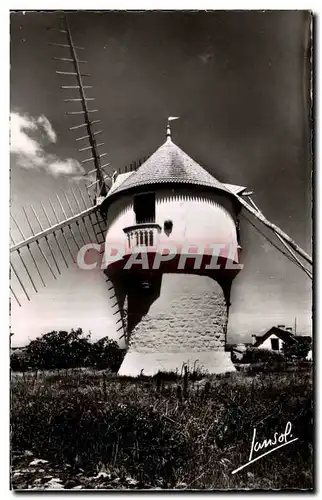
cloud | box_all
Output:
[10,112,42,159]
[37,115,57,143]
[10,111,84,178]
[48,158,83,177]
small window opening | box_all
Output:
[134,193,155,224]
[271,338,279,351]
[164,219,173,236]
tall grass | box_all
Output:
[11,369,313,490]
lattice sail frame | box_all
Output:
[49,16,111,201]
[10,15,153,309]
[10,188,107,306]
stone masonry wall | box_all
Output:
[128,274,228,353]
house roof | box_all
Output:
[226,342,252,352]
[10,346,27,357]
[104,137,240,203]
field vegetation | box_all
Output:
[11,366,313,490]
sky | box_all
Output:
[10,10,312,347]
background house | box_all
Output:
[230,342,252,361]
[252,325,311,354]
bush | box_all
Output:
[283,337,312,359]
[90,337,125,371]
[11,329,125,373]
[10,350,28,372]
[242,347,284,364]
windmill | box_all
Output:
[10,15,312,375]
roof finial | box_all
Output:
[167,116,180,142]
[166,122,171,141]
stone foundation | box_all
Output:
[118,351,235,376]
[118,273,236,376]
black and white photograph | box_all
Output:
[9,10,313,491]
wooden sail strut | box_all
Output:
[234,191,312,266]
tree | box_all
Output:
[283,337,312,359]
[23,329,125,372]
[10,350,28,372]
[26,337,49,371]
[26,328,92,371]
[90,337,125,372]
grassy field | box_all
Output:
[11,369,313,490]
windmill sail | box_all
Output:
[10,15,110,307]
[231,189,312,279]
[10,188,107,307]
[233,190,312,268]
[49,15,110,201]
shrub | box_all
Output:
[89,337,125,371]
[283,337,312,359]
[242,347,284,364]
[10,350,29,372]
[11,329,125,373]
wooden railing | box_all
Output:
[123,223,162,249]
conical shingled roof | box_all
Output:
[107,138,233,200]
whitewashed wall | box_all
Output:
[104,186,239,261]
[257,334,284,351]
